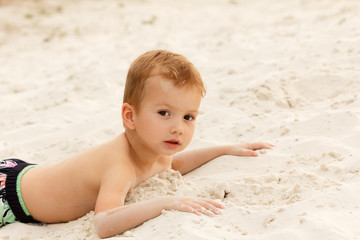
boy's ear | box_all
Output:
[122,103,136,130]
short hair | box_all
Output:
[123,50,206,109]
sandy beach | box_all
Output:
[1,0,360,239]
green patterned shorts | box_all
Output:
[0,159,39,227]
[0,199,16,226]
[0,159,18,226]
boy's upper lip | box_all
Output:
[165,138,181,145]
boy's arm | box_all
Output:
[171,142,274,175]
[94,167,224,238]
[94,196,224,238]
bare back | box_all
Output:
[20,133,171,223]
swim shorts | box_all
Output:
[0,158,39,227]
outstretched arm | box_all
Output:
[95,196,224,238]
[171,142,274,175]
[95,167,225,238]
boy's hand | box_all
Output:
[164,196,225,217]
[225,142,274,157]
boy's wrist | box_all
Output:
[221,145,232,156]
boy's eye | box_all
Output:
[158,111,170,117]
[184,115,195,121]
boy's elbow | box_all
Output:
[95,212,124,239]
[171,158,186,174]
[94,213,108,239]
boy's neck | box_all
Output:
[123,131,166,170]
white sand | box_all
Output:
[1,0,360,239]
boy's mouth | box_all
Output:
[164,139,181,148]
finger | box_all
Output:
[263,142,275,148]
[202,199,225,209]
[230,147,258,157]
[187,202,211,216]
[182,204,201,216]
[197,206,216,217]
[248,142,275,150]
[196,200,223,215]
[240,149,259,157]
[191,201,220,217]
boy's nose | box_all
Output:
[170,119,184,135]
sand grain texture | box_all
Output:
[0,0,359,239]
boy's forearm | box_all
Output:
[172,142,273,175]
[172,145,230,175]
[95,197,167,238]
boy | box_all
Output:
[0,50,273,238]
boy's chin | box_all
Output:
[161,149,181,156]
[161,145,186,155]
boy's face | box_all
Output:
[133,75,202,156]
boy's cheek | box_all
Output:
[183,134,195,149]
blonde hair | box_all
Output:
[123,50,206,109]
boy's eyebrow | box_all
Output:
[158,103,199,114]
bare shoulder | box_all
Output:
[93,133,136,186]
[92,134,138,213]
[71,133,132,172]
